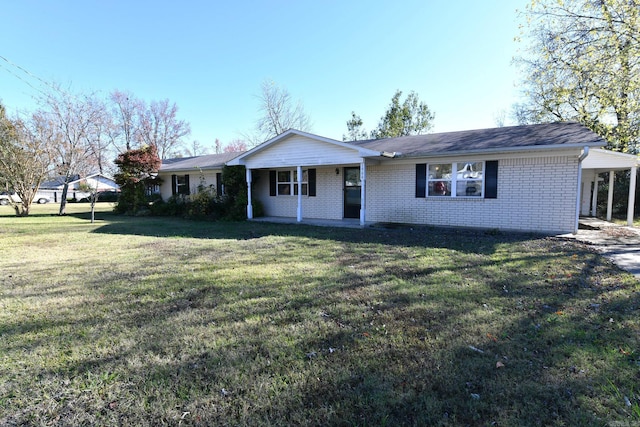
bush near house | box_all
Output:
[151,165,264,220]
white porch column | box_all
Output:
[296,165,302,222]
[360,160,366,227]
[246,168,253,219]
[575,147,589,234]
[627,166,637,226]
[607,171,614,222]
[591,176,599,217]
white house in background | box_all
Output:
[157,152,244,200]
[39,173,119,202]
[226,122,639,234]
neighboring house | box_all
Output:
[39,174,120,202]
[225,123,639,234]
[157,152,244,200]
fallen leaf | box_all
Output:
[496,361,505,369]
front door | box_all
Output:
[343,167,361,219]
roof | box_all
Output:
[160,152,243,172]
[40,175,80,189]
[352,122,606,158]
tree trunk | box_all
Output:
[59,182,69,215]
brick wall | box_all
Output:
[366,155,578,234]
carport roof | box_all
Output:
[582,148,640,171]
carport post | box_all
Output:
[627,166,637,226]
[360,160,366,227]
[606,171,614,222]
[591,177,599,217]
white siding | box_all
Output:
[244,135,364,169]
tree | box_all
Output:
[0,104,51,216]
[345,91,435,141]
[370,90,435,139]
[250,80,312,145]
[138,99,191,159]
[109,90,143,152]
[185,140,210,157]
[113,145,162,214]
[224,139,247,153]
[343,111,368,141]
[35,87,103,215]
[516,0,640,153]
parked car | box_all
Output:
[0,192,50,205]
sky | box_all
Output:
[0,0,529,150]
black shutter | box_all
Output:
[269,170,277,196]
[308,168,316,197]
[485,161,498,199]
[415,164,426,198]
[216,173,222,197]
[171,175,177,196]
[184,174,190,195]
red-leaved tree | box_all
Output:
[114,145,161,214]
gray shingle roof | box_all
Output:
[160,152,244,172]
[352,122,606,158]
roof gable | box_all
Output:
[227,129,381,168]
[353,122,606,158]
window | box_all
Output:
[455,162,483,197]
[277,171,291,195]
[427,163,452,197]
[418,161,494,198]
[293,169,308,195]
[171,174,190,196]
[272,169,310,196]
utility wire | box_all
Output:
[0,54,63,98]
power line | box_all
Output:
[0,54,61,98]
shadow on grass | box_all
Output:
[4,213,640,425]
[88,214,542,256]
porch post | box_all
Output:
[360,160,366,227]
[606,171,614,222]
[627,166,637,226]
[591,176,599,217]
[246,168,253,219]
[575,147,589,234]
[297,165,302,222]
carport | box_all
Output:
[580,148,639,227]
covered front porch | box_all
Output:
[581,149,639,227]
[226,129,387,227]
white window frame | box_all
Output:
[175,175,189,195]
[427,161,484,198]
[277,169,308,196]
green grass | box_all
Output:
[1,204,639,426]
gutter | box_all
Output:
[574,146,590,234]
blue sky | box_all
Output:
[1,1,528,149]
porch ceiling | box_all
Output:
[582,149,639,171]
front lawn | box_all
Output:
[1,206,639,426]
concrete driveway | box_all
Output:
[560,218,640,279]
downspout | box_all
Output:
[574,147,589,234]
